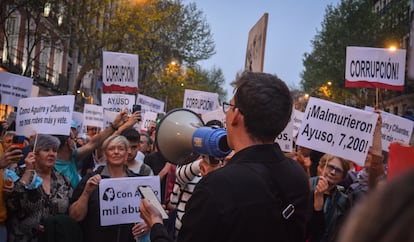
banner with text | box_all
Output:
[0,72,33,107]
[296,97,378,166]
[99,176,160,226]
[183,89,219,114]
[137,94,164,114]
[16,95,74,137]
[83,104,104,129]
[102,51,139,93]
[345,46,406,91]
[101,93,135,114]
[365,106,414,151]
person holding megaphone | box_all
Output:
[140,72,311,242]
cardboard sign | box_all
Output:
[0,72,33,107]
[102,51,139,93]
[16,95,74,137]
[244,13,268,72]
[296,97,378,166]
[183,89,219,114]
[345,46,406,90]
[99,176,160,226]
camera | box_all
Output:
[132,104,141,113]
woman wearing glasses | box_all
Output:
[307,154,351,242]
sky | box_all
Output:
[192,0,341,97]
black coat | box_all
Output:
[151,143,311,242]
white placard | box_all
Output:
[16,95,74,137]
[183,89,219,114]
[296,97,378,166]
[103,110,119,129]
[99,176,160,226]
[101,93,135,113]
[141,111,157,131]
[83,104,104,129]
[292,109,304,138]
[201,108,226,127]
[137,94,165,114]
[102,51,139,93]
[275,107,294,152]
[345,46,406,91]
[0,72,33,107]
[365,106,414,152]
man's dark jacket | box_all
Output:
[151,143,311,242]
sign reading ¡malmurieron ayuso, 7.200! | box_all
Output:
[345,46,406,91]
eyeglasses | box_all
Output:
[326,164,344,176]
[222,102,236,113]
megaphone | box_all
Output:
[156,108,231,165]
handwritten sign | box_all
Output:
[0,72,33,107]
[16,95,74,137]
[296,97,378,166]
[99,176,160,226]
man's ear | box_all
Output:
[229,108,243,126]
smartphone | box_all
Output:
[132,104,141,113]
[138,186,169,219]
[12,135,25,149]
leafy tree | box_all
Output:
[301,0,408,107]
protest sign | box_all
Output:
[141,111,157,132]
[0,72,33,107]
[296,97,378,166]
[201,108,226,127]
[137,94,165,114]
[245,13,268,72]
[16,95,74,137]
[102,51,139,93]
[99,176,159,226]
[345,46,406,91]
[183,89,219,114]
[292,109,304,138]
[103,110,119,129]
[275,108,294,152]
[101,93,135,113]
[365,106,414,152]
[83,104,104,129]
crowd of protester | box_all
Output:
[0,71,413,242]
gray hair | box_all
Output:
[31,134,60,152]
[102,135,129,151]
